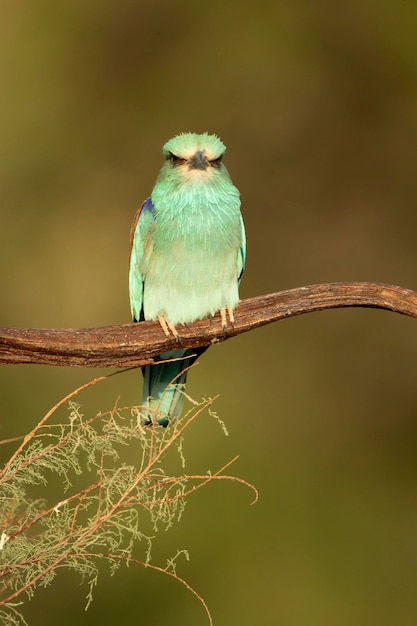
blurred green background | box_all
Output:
[1,1,417,624]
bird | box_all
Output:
[129,132,245,426]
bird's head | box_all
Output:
[160,132,227,184]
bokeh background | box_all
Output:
[1,1,417,624]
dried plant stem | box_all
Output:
[0,373,256,625]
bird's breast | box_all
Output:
[143,214,241,324]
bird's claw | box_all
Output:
[220,306,235,334]
[158,315,183,347]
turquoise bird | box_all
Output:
[129,132,245,426]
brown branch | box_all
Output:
[0,282,416,368]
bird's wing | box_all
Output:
[237,213,246,285]
[128,197,156,322]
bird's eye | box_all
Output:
[209,155,224,168]
[169,152,186,166]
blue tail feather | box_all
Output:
[141,348,206,427]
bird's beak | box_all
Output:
[189,150,208,170]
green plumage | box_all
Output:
[129,132,245,426]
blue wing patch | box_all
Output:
[142,197,157,219]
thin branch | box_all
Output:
[0,282,416,368]
[74,552,214,626]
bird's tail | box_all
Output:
[141,348,206,427]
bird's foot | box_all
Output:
[158,315,183,346]
[220,306,235,333]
